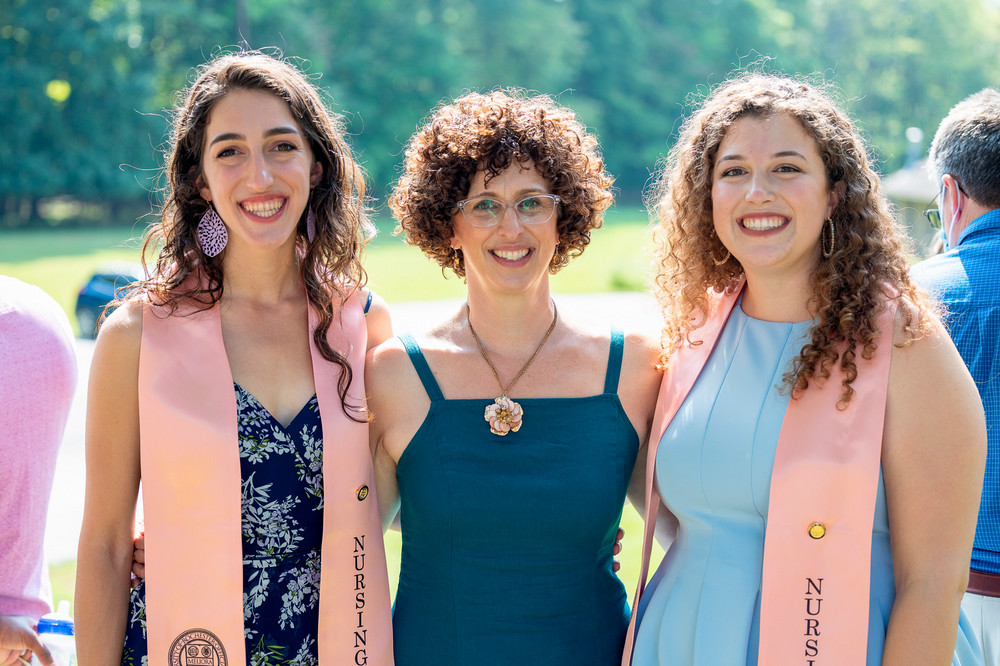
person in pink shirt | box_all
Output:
[0,276,77,666]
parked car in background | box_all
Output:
[75,262,144,338]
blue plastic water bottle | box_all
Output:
[32,600,76,666]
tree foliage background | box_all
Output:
[2,0,999,226]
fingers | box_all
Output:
[32,643,55,666]
[612,525,625,572]
[133,533,145,563]
[15,629,51,666]
[132,530,146,581]
[0,617,49,666]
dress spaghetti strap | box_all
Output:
[604,328,625,395]
[399,332,445,402]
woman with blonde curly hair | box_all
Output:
[367,89,661,664]
[624,73,986,665]
[75,51,394,665]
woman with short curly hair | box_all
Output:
[369,89,662,664]
[390,90,614,276]
[625,72,986,665]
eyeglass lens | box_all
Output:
[924,208,942,229]
[460,195,558,227]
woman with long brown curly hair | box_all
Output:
[367,89,661,664]
[75,51,394,665]
[624,72,986,665]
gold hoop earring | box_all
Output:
[822,218,835,258]
[712,245,731,266]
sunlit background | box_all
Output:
[3,0,999,610]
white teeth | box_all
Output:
[494,249,529,261]
[242,199,284,217]
[741,216,786,231]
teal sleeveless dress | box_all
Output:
[631,303,984,665]
[392,330,638,665]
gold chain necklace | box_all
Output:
[467,302,558,436]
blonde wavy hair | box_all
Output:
[390,89,614,276]
[650,73,935,405]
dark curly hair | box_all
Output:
[135,49,373,415]
[649,72,936,406]
[390,89,614,276]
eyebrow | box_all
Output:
[717,149,807,163]
[475,186,548,199]
[208,126,301,147]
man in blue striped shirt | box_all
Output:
[912,88,1000,665]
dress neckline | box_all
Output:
[234,382,317,431]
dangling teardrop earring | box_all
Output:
[453,248,461,271]
[822,218,835,258]
[197,206,228,257]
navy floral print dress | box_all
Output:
[121,385,324,666]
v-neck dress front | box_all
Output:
[121,384,325,665]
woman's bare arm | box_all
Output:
[881,314,986,665]
[75,303,143,665]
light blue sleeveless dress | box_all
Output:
[392,330,637,665]
[632,303,983,665]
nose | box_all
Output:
[245,151,274,191]
[495,204,524,237]
[746,171,774,203]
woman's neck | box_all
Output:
[740,273,814,323]
[464,286,556,352]
[220,241,303,306]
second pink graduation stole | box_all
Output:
[622,282,894,665]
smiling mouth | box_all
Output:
[241,199,285,218]
[492,249,531,261]
[741,216,787,231]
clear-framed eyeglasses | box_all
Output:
[455,194,561,228]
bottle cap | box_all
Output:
[36,600,74,636]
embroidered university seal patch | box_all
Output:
[169,628,228,666]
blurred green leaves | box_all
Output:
[2,0,999,227]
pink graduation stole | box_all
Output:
[622,281,895,665]
[139,291,393,666]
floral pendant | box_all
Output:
[484,395,523,436]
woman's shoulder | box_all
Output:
[555,299,661,362]
[886,289,943,348]
[359,288,393,349]
[99,297,145,343]
[89,297,145,386]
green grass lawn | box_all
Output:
[0,207,653,335]
[4,206,663,611]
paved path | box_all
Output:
[45,292,660,563]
